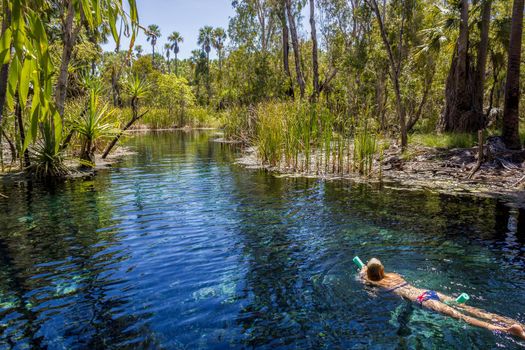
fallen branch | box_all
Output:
[0,192,7,199]
[102,110,149,159]
[513,175,525,187]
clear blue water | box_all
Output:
[0,131,524,349]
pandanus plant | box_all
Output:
[72,91,117,166]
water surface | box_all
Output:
[1,131,524,349]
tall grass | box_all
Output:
[409,133,477,149]
[248,101,381,176]
[353,120,377,176]
[120,107,219,130]
[255,103,285,166]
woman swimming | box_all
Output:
[359,258,525,340]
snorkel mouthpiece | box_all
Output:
[456,293,470,304]
[353,256,365,269]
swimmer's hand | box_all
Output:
[359,266,368,279]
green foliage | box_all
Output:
[409,133,477,149]
[148,74,196,127]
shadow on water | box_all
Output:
[0,130,524,349]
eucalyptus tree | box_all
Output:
[54,0,138,120]
[285,0,306,98]
[146,24,161,67]
[168,31,183,76]
[502,0,524,149]
[364,0,408,148]
[309,0,320,101]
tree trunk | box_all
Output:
[439,0,473,132]
[111,66,121,107]
[0,0,11,125]
[472,0,491,123]
[175,53,178,76]
[439,0,487,132]
[102,110,149,159]
[502,0,524,149]
[55,0,77,119]
[15,96,30,167]
[206,51,211,104]
[309,0,320,101]
[280,4,293,97]
[285,0,306,99]
[152,44,155,67]
[367,0,407,148]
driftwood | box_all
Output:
[102,110,149,159]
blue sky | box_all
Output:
[103,0,235,59]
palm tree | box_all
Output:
[502,0,524,149]
[168,31,184,76]
[134,45,143,58]
[146,24,161,68]
[164,43,171,73]
[198,26,214,102]
[212,27,227,74]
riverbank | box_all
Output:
[0,143,135,179]
[235,139,525,208]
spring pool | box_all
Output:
[0,131,524,349]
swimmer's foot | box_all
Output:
[507,324,525,340]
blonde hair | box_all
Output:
[367,258,385,281]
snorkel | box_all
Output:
[455,293,470,304]
[353,256,365,269]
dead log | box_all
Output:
[102,110,149,159]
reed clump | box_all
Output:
[353,119,378,176]
[235,101,382,177]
